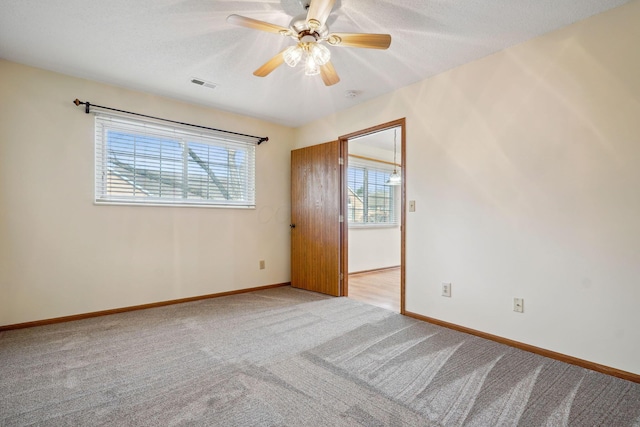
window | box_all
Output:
[95,113,256,208]
[347,158,398,226]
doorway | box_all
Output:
[339,119,406,313]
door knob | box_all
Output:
[290,224,296,229]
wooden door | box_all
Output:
[291,141,343,296]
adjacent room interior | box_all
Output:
[1,0,639,424]
[346,125,403,312]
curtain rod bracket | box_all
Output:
[72,98,268,145]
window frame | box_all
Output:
[94,112,256,209]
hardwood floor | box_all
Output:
[348,267,400,312]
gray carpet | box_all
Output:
[1,287,639,426]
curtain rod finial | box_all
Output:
[258,137,269,145]
[73,98,89,113]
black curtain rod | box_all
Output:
[73,99,269,145]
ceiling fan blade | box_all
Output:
[253,49,287,77]
[328,33,392,49]
[306,0,336,29]
[227,14,290,35]
[320,61,340,86]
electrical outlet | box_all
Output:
[442,282,451,297]
[259,260,265,270]
[514,298,524,313]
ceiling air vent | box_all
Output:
[190,77,217,90]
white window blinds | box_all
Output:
[347,157,398,226]
[95,112,256,208]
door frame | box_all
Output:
[338,118,407,314]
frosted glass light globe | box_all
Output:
[283,45,303,67]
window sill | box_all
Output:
[348,223,399,229]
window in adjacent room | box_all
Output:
[347,158,398,226]
[94,112,256,208]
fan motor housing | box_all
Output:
[290,14,329,39]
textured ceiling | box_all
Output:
[0,0,631,127]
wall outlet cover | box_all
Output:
[442,282,452,297]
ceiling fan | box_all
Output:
[227,0,391,86]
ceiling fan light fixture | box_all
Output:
[283,45,304,67]
[309,43,330,66]
[226,1,391,87]
[304,56,320,76]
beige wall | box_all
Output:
[0,61,294,326]
[295,1,640,374]
[348,227,400,273]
